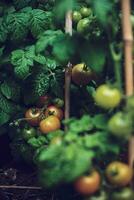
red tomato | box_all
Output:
[25,108,41,126]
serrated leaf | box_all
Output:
[1,80,21,102]
[0,92,20,115]
[5,11,30,41]
[35,30,63,53]
[0,18,8,43]
[30,9,52,38]
[0,111,10,126]
[11,46,35,79]
[80,40,106,73]
[34,55,46,65]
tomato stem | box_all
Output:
[110,44,123,91]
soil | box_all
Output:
[0,135,82,200]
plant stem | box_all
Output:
[110,44,122,91]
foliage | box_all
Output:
[34,115,121,187]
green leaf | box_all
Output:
[11,46,35,79]
[0,18,8,43]
[28,136,48,149]
[34,55,46,65]
[64,115,94,134]
[92,114,108,130]
[0,92,20,115]
[92,0,113,26]
[33,72,50,97]
[35,30,63,53]
[0,111,10,126]
[0,46,5,57]
[1,80,21,102]
[30,9,52,38]
[5,11,30,41]
[52,35,76,64]
[80,40,106,73]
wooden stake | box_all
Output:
[64,11,72,124]
[121,0,134,172]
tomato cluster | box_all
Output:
[25,95,64,134]
[72,7,92,34]
[74,161,133,196]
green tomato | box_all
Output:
[22,127,36,141]
[72,11,82,23]
[94,84,122,109]
[108,112,133,139]
[80,7,92,17]
[53,98,64,108]
[130,15,134,29]
[77,18,90,34]
[85,191,108,200]
[111,188,134,200]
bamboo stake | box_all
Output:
[64,11,72,124]
[121,0,134,172]
[0,185,42,190]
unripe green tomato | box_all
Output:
[77,18,90,34]
[111,187,134,200]
[72,11,82,23]
[94,84,122,109]
[22,127,36,141]
[108,112,133,139]
[80,7,92,17]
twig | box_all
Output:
[0,185,42,190]
[121,0,134,186]
[64,10,73,130]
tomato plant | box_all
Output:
[0,0,134,198]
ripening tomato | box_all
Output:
[94,84,122,109]
[72,63,95,85]
[80,7,92,17]
[106,161,133,187]
[25,108,41,126]
[39,116,61,134]
[45,105,64,120]
[72,11,82,23]
[74,170,101,195]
